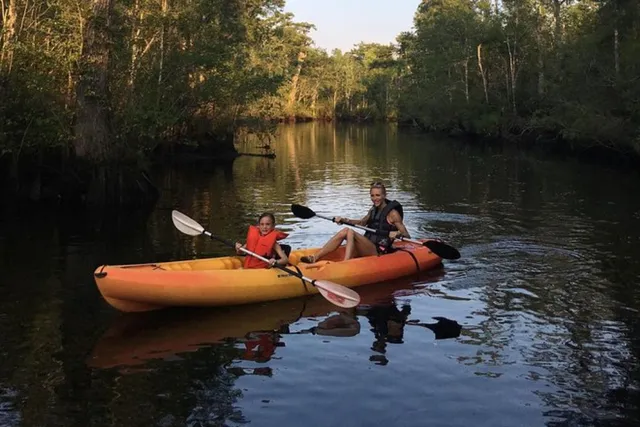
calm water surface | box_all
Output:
[1,123,640,426]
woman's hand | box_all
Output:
[267,258,277,268]
[235,242,244,254]
[335,216,350,225]
[389,231,404,240]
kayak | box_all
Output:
[93,240,443,313]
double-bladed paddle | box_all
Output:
[290,204,461,260]
[171,210,361,309]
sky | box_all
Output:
[283,0,421,52]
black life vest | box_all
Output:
[364,199,403,250]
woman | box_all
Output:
[235,212,289,269]
[300,181,410,263]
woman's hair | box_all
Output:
[258,212,276,224]
[370,180,387,194]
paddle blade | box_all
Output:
[427,317,462,340]
[291,204,316,219]
[423,240,461,260]
[314,280,361,308]
[172,210,204,236]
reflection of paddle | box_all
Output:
[407,317,462,340]
[171,210,360,309]
[291,204,461,260]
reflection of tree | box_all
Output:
[87,343,249,426]
[0,212,67,426]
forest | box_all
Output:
[1,0,638,204]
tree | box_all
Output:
[74,0,114,161]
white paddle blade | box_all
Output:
[314,280,360,308]
[172,210,204,236]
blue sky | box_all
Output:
[283,0,421,52]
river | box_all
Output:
[1,123,639,426]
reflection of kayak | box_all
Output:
[87,277,432,370]
[93,241,443,312]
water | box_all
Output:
[1,123,640,426]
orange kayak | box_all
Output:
[93,240,443,313]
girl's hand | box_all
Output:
[267,258,277,268]
[235,242,244,254]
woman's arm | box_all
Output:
[387,210,410,238]
[336,212,370,226]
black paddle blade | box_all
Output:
[423,240,461,260]
[291,204,316,219]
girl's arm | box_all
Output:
[235,242,246,255]
[271,243,288,266]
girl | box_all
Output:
[235,213,289,269]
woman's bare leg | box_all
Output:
[312,228,349,261]
[348,232,378,260]
[344,229,356,260]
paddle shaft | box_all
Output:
[203,231,319,285]
[314,213,424,246]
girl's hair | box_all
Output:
[370,180,387,194]
[258,212,276,224]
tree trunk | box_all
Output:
[0,0,17,75]
[74,0,114,161]
[614,14,620,79]
[553,0,562,47]
[311,84,319,118]
[477,44,489,103]
[537,55,545,97]
[536,30,545,96]
[506,37,518,114]
[614,27,620,77]
[158,0,168,86]
[286,51,306,119]
[463,58,469,104]
[129,0,141,88]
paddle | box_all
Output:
[171,210,361,309]
[291,204,461,260]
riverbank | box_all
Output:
[398,117,640,171]
[0,136,240,208]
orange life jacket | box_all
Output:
[243,225,288,269]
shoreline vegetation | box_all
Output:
[1,0,638,206]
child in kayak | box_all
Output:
[235,212,290,269]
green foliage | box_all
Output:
[3,0,637,159]
[397,0,640,152]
